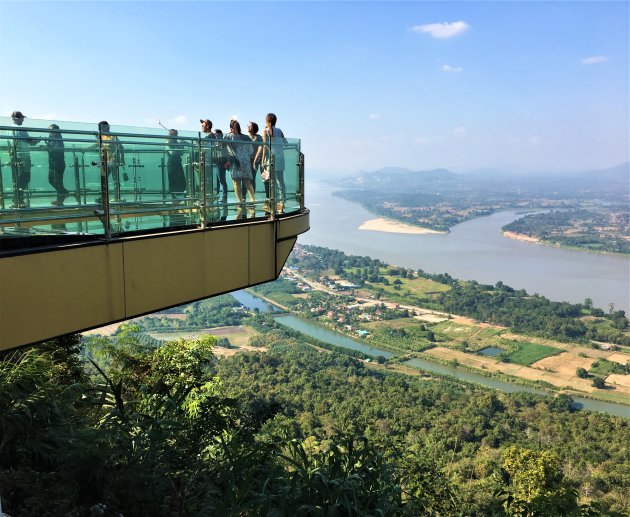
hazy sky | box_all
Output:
[1,1,627,173]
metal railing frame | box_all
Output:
[0,123,304,244]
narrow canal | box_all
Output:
[232,290,630,419]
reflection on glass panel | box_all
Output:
[0,119,105,242]
[282,139,302,213]
[0,116,303,250]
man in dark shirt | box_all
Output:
[46,123,68,206]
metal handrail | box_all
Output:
[0,122,304,249]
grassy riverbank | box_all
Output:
[270,246,630,407]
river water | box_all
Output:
[232,290,629,418]
[301,179,630,313]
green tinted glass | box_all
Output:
[0,116,303,250]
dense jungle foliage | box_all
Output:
[1,326,628,516]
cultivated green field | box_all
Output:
[385,276,452,296]
[506,341,563,366]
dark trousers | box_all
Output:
[49,165,68,203]
[167,159,187,227]
[216,166,228,199]
[263,179,271,200]
[12,157,31,205]
[167,158,186,196]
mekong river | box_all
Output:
[300,180,629,313]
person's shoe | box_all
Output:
[51,200,63,206]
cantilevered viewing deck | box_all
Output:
[0,117,309,350]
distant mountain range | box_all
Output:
[337,162,629,196]
[339,168,457,189]
[576,162,629,182]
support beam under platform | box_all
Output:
[0,211,309,351]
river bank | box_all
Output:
[359,217,446,235]
[502,230,540,243]
[235,290,629,418]
[503,230,630,257]
[302,180,630,312]
[247,261,630,405]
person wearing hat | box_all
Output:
[200,118,213,137]
[9,111,40,208]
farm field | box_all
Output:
[280,267,630,406]
[382,275,452,297]
[346,309,629,402]
[423,346,598,393]
[607,374,630,389]
[414,312,450,323]
[148,326,261,357]
[345,268,452,297]
[507,341,563,365]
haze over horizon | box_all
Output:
[308,160,630,180]
[1,1,628,174]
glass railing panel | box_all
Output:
[101,132,201,234]
[0,117,303,251]
[209,135,269,221]
[249,137,267,207]
[0,119,105,242]
[253,135,301,215]
[280,138,301,214]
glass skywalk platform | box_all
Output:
[0,116,309,350]
[0,116,304,252]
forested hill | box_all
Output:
[2,331,629,515]
[220,335,630,514]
